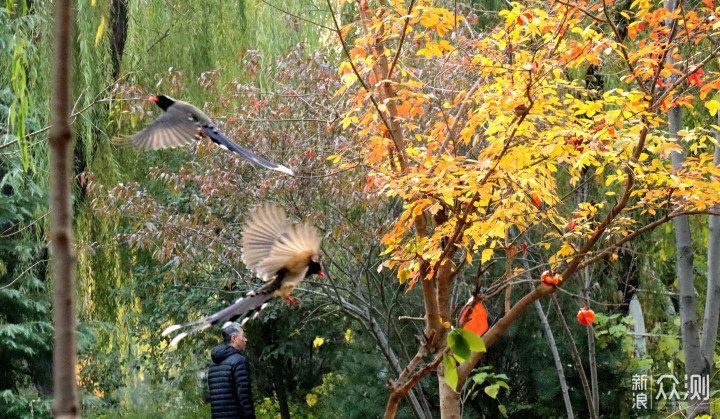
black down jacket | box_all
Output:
[208,345,256,419]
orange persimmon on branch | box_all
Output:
[329,0,720,416]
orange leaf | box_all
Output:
[628,26,637,41]
[532,193,542,207]
[461,303,489,337]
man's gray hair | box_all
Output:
[222,322,242,344]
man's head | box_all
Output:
[222,322,247,352]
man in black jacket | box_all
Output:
[208,322,256,419]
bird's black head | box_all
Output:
[306,257,325,278]
[149,95,175,111]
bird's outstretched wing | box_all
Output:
[131,106,202,150]
[161,284,278,347]
[241,205,321,281]
[202,126,294,175]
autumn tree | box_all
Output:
[328,0,720,417]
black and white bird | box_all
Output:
[131,95,293,175]
[162,204,323,346]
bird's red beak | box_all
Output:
[318,271,325,278]
[148,95,159,103]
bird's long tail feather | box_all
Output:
[202,126,294,175]
[162,291,274,347]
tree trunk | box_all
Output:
[438,368,461,419]
[534,300,574,418]
[661,1,708,415]
[698,118,720,414]
[551,295,596,419]
[582,267,599,415]
[665,53,708,418]
[109,0,128,78]
[628,295,647,358]
[272,360,290,419]
[669,104,708,417]
[49,0,79,417]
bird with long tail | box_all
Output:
[162,204,323,346]
[130,95,293,175]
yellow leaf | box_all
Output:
[313,337,325,348]
[705,100,720,116]
[91,0,96,5]
[306,393,318,407]
[94,16,105,47]
[345,329,352,342]
[481,248,493,263]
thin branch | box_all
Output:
[0,260,48,290]
[0,212,48,239]
[551,294,597,419]
[326,0,400,150]
[387,0,416,80]
[259,0,334,31]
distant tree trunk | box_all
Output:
[534,300,574,418]
[109,0,128,78]
[551,295,596,419]
[49,0,79,418]
[669,103,708,417]
[582,267,599,415]
[662,1,709,416]
[272,360,290,419]
[698,116,720,413]
[628,295,647,359]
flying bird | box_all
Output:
[131,95,293,175]
[162,204,324,346]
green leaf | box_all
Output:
[472,372,488,385]
[484,383,500,399]
[447,329,471,361]
[443,354,458,391]
[455,329,486,353]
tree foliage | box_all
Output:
[3,0,720,417]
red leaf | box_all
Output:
[532,193,542,207]
[516,12,532,25]
[461,302,489,336]
[305,150,315,158]
[566,219,577,231]
[521,243,527,255]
